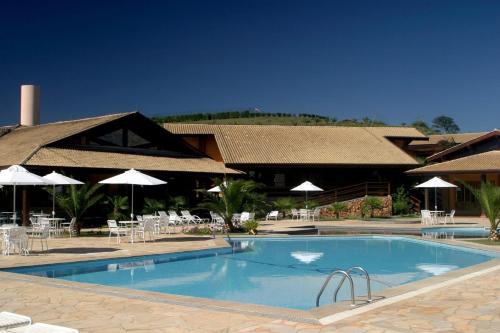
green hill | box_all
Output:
[152,111,388,127]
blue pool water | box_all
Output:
[4,236,497,310]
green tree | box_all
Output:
[104,195,129,221]
[361,196,384,218]
[392,186,411,215]
[200,179,263,231]
[432,115,460,134]
[463,182,500,241]
[53,183,104,235]
[329,202,348,219]
[411,120,438,135]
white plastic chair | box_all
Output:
[60,217,77,238]
[157,211,171,234]
[210,211,225,231]
[291,209,300,220]
[444,209,455,224]
[311,208,321,222]
[266,211,279,221]
[420,210,433,225]
[29,224,50,253]
[134,219,155,243]
[3,227,30,256]
[299,209,309,221]
[107,220,128,243]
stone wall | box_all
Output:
[321,195,392,218]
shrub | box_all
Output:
[243,220,259,235]
[361,196,384,218]
[104,195,129,220]
[392,186,411,215]
[142,198,166,214]
[273,197,296,217]
[307,200,319,209]
[329,202,348,219]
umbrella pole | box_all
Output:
[434,187,437,211]
[131,184,134,220]
[52,184,56,218]
[305,191,308,209]
[13,184,16,222]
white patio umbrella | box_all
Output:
[207,181,227,193]
[0,165,49,221]
[43,171,84,218]
[415,177,457,210]
[99,169,167,219]
[291,181,323,209]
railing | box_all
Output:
[316,266,373,307]
[308,182,391,206]
[409,195,421,213]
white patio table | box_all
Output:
[119,221,140,243]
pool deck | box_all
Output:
[1,219,499,332]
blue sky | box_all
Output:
[0,0,499,131]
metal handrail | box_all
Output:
[315,270,355,307]
[333,266,372,303]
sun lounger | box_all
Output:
[0,312,31,330]
[7,323,79,333]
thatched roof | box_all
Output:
[0,112,239,174]
[164,123,425,166]
[406,150,500,174]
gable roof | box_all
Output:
[0,112,239,174]
[409,132,487,146]
[406,150,500,175]
[427,130,500,162]
[0,112,133,165]
[164,123,425,166]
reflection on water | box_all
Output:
[290,251,324,264]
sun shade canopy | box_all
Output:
[414,177,457,188]
[0,165,48,185]
[99,168,167,186]
[42,171,84,185]
[291,181,323,192]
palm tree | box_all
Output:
[54,183,104,235]
[142,198,166,214]
[200,179,264,231]
[464,182,500,241]
[104,195,129,221]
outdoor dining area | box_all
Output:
[0,165,223,254]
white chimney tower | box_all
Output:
[20,84,40,126]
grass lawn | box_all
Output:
[465,239,500,246]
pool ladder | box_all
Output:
[315,266,372,307]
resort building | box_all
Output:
[0,88,239,221]
[407,130,500,215]
[163,123,427,202]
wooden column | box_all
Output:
[424,189,429,210]
[22,188,29,226]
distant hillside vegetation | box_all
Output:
[152,110,388,127]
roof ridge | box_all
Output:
[15,111,136,130]
[165,123,419,130]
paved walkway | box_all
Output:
[0,223,498,332]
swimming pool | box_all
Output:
[5,236,497,310]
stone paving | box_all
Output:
[0,221,498,332]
